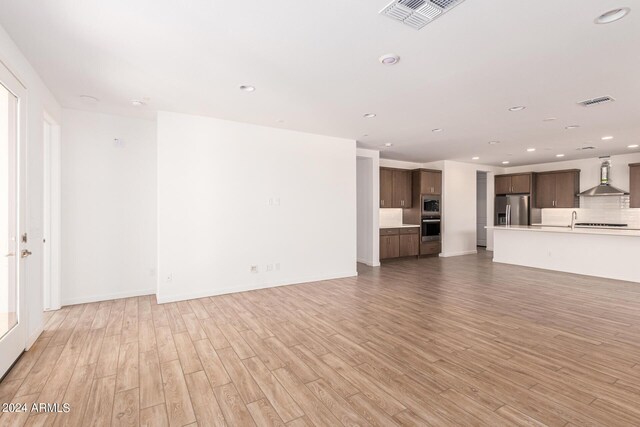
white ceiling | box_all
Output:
[1,0,639,166]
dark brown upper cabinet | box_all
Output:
[495,173,532,195]
[534,170,580,208]
[420,170,441,195]
[380,167,412,208]
[630,163,640,208]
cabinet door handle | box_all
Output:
[381,200,384,206]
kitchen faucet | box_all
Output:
[571,211,578,230]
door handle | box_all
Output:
[21,249,32,258]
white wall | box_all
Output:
[157,112,356,303]
[506,153,640,193]
[0,24,61,346]
[440,161,479,257]
[61,109,157,304]
[356,148,379,267]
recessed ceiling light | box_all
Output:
[595,8,631,24]
[527,148,536,152]
[379,54,400,65]
[601,136,614,140]
[509,106,526,112]
[384,143,393,147]
[472,156,479,160]
[239,85,255,92]
[432,128,443,133]
[628,144,639,148]
[502,161,510,164]
[79,95,99,105]
[362,134,369,137]
[131,99,146,107]
[488,141,500,145]
[363,113,376,118]
[565,125,580,130]
[556,154,565,157]
[543,117,557,122]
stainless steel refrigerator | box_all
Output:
[495,195,530,226]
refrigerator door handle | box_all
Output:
[506,204,511,226]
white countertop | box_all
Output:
[488,225,640,237]
[380,224,421,229]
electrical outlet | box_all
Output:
[250,265,258,273]
[275,263,280,271]
[166,273,173,282]
[266,264,273,272]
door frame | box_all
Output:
[42,112,61,311]
[0,58,28,378]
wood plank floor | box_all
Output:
[2,250,640,426]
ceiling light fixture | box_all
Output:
[384,143,393,147]
[509,106,526,112]
[565,125,580,130]
[363,113,376,118]
[601,136,614,140]
[239,85,255,92]
[432,128,443,133]
[543,117,557,122]
[79,95,99,105]
[527,148,536,152]
[131,99,146,107]
[502,161,510,164]
[472,157,479,160]
[379,54,400,65]
[556,154,565,157]
[595,8,631,24]
[628,144,639,148]
[488,141,500,145]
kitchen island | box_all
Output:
[488,225,640,283]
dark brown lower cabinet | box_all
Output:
[380,235,399,260]
[420,241,441,256]
[380,227,419,260]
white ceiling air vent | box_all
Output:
[577,96,615,107]
[380,0,467,30]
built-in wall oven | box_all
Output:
[422,195,440,217]
[421,217,441,242]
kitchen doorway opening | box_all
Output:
[476,171,487,247]
[42,113,61,311]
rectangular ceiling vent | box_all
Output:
[577,146,597,151]
[380,0,467,30]
[577,96,615,107]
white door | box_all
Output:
[0,61,28,378]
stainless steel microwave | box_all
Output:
[421,195,440,217]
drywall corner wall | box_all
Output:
[61,109,157,304]
[157,112,357,303]
[356,148,380,267]
[0,23,61,346]
[441,161,504,257]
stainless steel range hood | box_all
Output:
[578,158,629,196]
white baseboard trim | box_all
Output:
[439,250,478,258]
[26,324,44,350]
[61,288,155,306]
[357,258,380,267]
[157,270,358,304]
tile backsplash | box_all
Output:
[379,208,404,227]
[580,195,630,209]
[541,207,640,229]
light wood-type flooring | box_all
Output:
[2,251,640,426]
